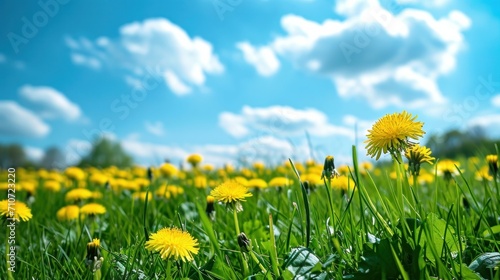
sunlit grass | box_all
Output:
[1,147,500,279]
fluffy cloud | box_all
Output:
[66,18,224,95]
[468,114,500,129]
[396,0,450,8]
[492,95,500,107]
[71,53,101,69]
[19,85,82,120]
[239,0,470,109]
[219,105,354,138]
[236,42,280,76]
[145,121,165,136]
[0,101,50,137]
[120,135,306,167]
[25,146,44,162]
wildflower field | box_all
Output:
[2,112,500,280]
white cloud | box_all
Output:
[145,121,165,136]
[120,135,305,167]
[71,53,101,69]
[236,42,280,76]
[239,1,470,110]
[19,85,82,121]
[219,105,354,138]
[396,0,450,8]
[0,101,50,137]
[468,114,500,129]
[66,18,224,95]
[25,146,44,162]
[492,95,500,107]
[64,139,93,165]
[121,138,189,165]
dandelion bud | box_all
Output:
[321,155,339,180]
[205,195,215,220]
[486,155,499,176]
[147,167,154,182]
[85,238,103,273]
[238,232,251,252]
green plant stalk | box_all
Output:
[93,270,102,280]
[288,158,311,248]
[268,214,280,277]
[233,207,249,276]
[323,178,336,232]
[143,185,150,241]
[248,250,267,275]
[233,207,240,236]
[165,260,172,280]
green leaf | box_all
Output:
[418,213,464,263]
[482,225,500,238]
[283,246,327,279]
[469,252,500,279]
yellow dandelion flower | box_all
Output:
[331,176,355,191]
[132,191,152,201]
[336,165,350,176]
[0,200,33,222]
[89,173,108,186]
[167,185,184,197]
[269,177,291,188]
[361,162,373,171]
[486,154,499,175]
[134,178,150,189]
[475,166,493,181]
[302,173,322,187]
[56,205,80,221]
[305,159,317,168]
[405,145,435,176]
[38,169,49,179]
[365,111,425,160]
[253,162,265,171]
[194,176,208,188]
[65,188,93,202]
[65,166,86,181]
[437,159,460,181]
[132,166,147,178]
[145,227,199,262]
[91,191,103,199]
[202,164,214,172]
[240,168,254,179]
[80,203,106,216]
[187,154,203,167]
[247,178,268,189]
[43,180,61,192]
[210,180,252,211]
[156,184,171,198]
[18,181,37,194]
[159,163,178,178]
[234,176,248,187]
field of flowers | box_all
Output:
[1,111,500,279]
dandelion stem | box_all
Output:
[249,250,267,274]
[233,207,249,276]
[233,207,240,236]
[165,260,172,280]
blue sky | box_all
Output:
[1,0,499,167]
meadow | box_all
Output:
[1,111,500,280]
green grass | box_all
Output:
[1,146,500,279]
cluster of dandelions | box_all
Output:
[365,111,435,177]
